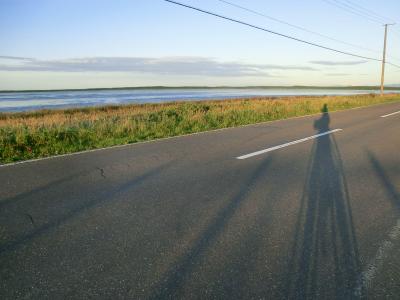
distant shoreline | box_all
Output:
[1,85,400,93]
[1,86,400,113]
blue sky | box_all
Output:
[0,0,399,90]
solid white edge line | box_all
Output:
[381,110,400,118]
[236,129,343,160]
[354,218,400,297]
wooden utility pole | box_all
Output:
[380,24,395,96]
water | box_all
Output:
[0,88,397,112]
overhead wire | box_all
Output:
[218,0,400,64]
[321,0,400,62]
[163,0,400,70]
[320,0,384,24]
[329,0,400,41]
[216,0,382,55]
[341,0,396,24]
[332,0,390,23]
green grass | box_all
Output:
[1,93,399,164]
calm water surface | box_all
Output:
[0,88,397,112]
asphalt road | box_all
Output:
[1,102,400,299]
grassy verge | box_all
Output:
[1,93,399,164]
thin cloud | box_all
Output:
[0,55,33,61]
[309,60,367,66]
[0,56,317,76]
[325,73,351,76]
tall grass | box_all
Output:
[1,93,399,163]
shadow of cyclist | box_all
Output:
[286,104,361,299]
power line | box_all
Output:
[342,0,396,24]
[321,0,384,24]
[386,32,400,63]
[385,30,400,67]
[163,0,400,70]
[334,0,388,23]
[392,30,400,42]
[387,62,400,69]
[216,0,381,55]
[218,0,400,64]
[163,0,393,64]
[323,0,400,63]
[328,0,387,24]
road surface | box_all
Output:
[1,102,400,299]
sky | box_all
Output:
[0,0,399,90]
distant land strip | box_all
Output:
[1,85,400,93]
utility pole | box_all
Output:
[380,23,395,96]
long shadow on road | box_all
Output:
[286,105,361,299]
[149,156,274,299]
[0,161,173,255]
[367,151,400,210]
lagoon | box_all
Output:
[1,87,398,112]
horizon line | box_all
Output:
[1,84,400,93]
